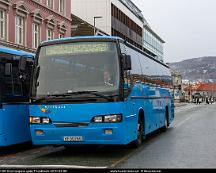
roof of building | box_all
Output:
[0,47,35,58]
[119,0,144,21]
[184,83,216,91]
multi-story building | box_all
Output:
[143,21,165,62]
[71,0,143,49]
[71,0,165,62]
[0,0,71,53]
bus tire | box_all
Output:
[162,107,169,132]
[131,114,144,148]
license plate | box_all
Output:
[64,136,83,142]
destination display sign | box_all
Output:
[45,42,110,56]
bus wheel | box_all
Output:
[162,108,169,132]
[131,115,144,148]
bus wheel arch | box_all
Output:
[138,108,145,135]
[162,106,169,131]
[165,106,169,125]
[130,108,145,148]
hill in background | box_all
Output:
[169,56,216,83]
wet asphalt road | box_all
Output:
[0,103,215,168]
[119,103,216,168]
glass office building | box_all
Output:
[143,24,165,62]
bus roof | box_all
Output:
[41,36,124,46]
[40,36,169,68]
[0,47,34,58]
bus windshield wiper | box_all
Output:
[32,96,48,103]
[49,91,115,101]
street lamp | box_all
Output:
[93,16,102,36]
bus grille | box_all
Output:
[53,122,89,128]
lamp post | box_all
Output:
[93,16,102,36]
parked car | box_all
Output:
[192,93,203,104]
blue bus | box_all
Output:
[29,36,174,147]
[0,47,34,146]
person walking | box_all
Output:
[206,96,209,104]
[196,97,199,105]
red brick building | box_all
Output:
[0,0,71,53]
[184,83,216,101]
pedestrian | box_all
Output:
[206,96,209,104]
[196,97,199,105]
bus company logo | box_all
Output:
[39,105,66,114]
[39,106,52,114]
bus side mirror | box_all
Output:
[19,57,27,71]
[123,54,131,70]
[5,63,12,76]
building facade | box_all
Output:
[71,0,165,62]
[0,0,71,53]
[71,0,143,49]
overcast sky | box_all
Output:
[133,0,216,63]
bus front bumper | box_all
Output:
[30,124,130,145]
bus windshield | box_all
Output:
[36,42,120,98]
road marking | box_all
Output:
[109,148,142,168]
[0,165,107,169]
[109,153,133,168]
[176,115,194,127]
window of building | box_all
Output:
[47,0,53,9]
[59,0,65,14]
[15,16,24,45]
[58,22,66,39]
[46,28,53,40]
[0,9,6,40]
[33,23,40,48]
[59,34,64,38]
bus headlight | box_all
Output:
[31,117,41,124]
[30,117,51,124]
[104,114,122,123]
[42,118,50,124]
[92,114,122,123]
[93,116,103,123]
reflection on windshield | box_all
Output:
[36,42,120,97]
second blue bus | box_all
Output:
[0,47,34,146]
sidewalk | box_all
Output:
[174,102,188,108]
